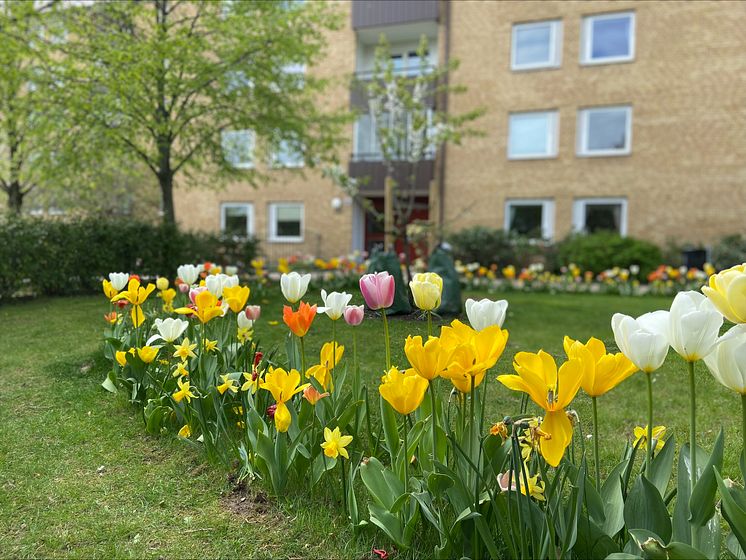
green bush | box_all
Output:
[556,232,662,276]
[0,215,258,301]
[711,234,746,269]
[446,226,546,267]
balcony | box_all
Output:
[352,0,439,30]
[348,157,435,197]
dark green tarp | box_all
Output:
[429,245,462,316]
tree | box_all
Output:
[58,0,347,224]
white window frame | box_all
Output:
[576,105,632,157]
[220,202,255,236]
[504,199,555,240]
[268,202,304,243]
[507,110,559,160]
[581,11,635,65]
[271,140,304,169]
[511,20,563,71]
[221,129,255,169]
[572,197,628,236]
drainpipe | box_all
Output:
[436,0,451,243]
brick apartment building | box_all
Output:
[174,0,746,260]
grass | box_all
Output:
[1,289,743,557]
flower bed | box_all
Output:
[100,262,746,558]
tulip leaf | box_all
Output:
[716,468,746,553]
[688,429,724,526]
[360,456,399,509]
[427,472,453,497]
[101,371,118,393]
[601,459,628,537]
[629,529,707,560]
[311,452,336,488]
[727,531,746,560]
[649,433,675,498]
[368,502,405,547]
[606,554,642,560]
[623,475,672,543]
[573,514,620,559]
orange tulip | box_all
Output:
[283,302,317,337]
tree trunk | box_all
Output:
[6,181,23,214]
[158,170,175,225]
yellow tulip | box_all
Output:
[260,367,309,432]
[321,426,353,459]
[379,367,429,415]
[137,346,159,364]
[156,277,169,291]
[178,424,191,438]
[111,278,156,327]
[440,321,509,392]
[410,272,443,311]
[102,279,118,299]
[222,285,251,314]
[175,290,223,324]
[274,402,292,432]
[497,351,583,467]
[305,341,344,391]
[404,335,453,381]
[563,336,638,397]
[115,350,128,367]
[702,264,746,323]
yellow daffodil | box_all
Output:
[173,338,197,361]
[379,367,429,415]
[115,350,128,367]
[217,374,238,395]
[111,278,156,327]
[497,351,583,467]
[178,424,191,438]
[305,341,344,391]
[633,425,666,452]
[563,336,638,397]
[490,422,508,439]
[102,279,118,299]
[222,285,251,313]
[321,427,353,459]
[237,327,253,344]
[409,272,443,311]
[175,290,224,324]
[204,339,218,353]
[260,367,309,432]
[702,264,746,323]
[172,361,188,378]
[137,346,159,364]
[404,335,453,380]
[173,377,196,403]
[241,371,261,394]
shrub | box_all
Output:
[0,215,258,301]
[556,232,662,276]
[711,234,746,269]
[447,226,546,268]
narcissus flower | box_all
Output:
[241,371,261,393]
[280,271,311,304]
[203,339,218,353]
[172,361,188,378]
[497,351,584,467]
[409,272,443,311]
[223,285,251,313]
[178,424,191,438]
[137,346,159,364]
[702,263,746,323]
[359,272,395,310]
[283,302,317,337]
[260,367,309,432]
[175,290,223,324]
[404,335,453,380]
[379,367,429,415]
[305,341,344,391]
[173,338,197,361]
[321,427,353,459]
[111,278,156,327]
[217,374,238,395]
[563,336,637,397]
[633,425,666,452]
[173,377,196,403]
[318,289,353,320]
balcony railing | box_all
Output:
[348,156,435,196]
[352,0,440,30]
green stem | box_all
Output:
[742,393,746,456]
[299,335,306,375]
[430,382,438,465]
[340,458,347,514]
[592,396,601,490]
[645,372,654,480]
[402,414,409,488]
[688,360,698,549]
[426,310,432,338]
[382,310,391,371]
[469,376,476,481]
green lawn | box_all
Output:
[1,290,743,557]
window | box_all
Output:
[354,111,435,161]
[272,140,304,168]
[221,203,254,236]
[508,110,559,159]
[573,198,627,235]
[221,130,254,169]
[390,50,429,76]
[511,20,562,70]
[577,105,632,156]
[282,63,306,88]
[581,12,635,64]
[269,203,304,242]
[504,199,554,239]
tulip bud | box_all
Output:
[266,404,277,419]
[156,277,169,291]
[344,305,364,326]
[178,282,190,294]
[245,305,261,321]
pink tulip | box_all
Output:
[189,286,207,305]
[359,272,395,310]
[245,305,261,321]
[344,305,365,326]
[178,282,190,294]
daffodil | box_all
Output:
[175,290,223,324]
[237,327,253,344]
[497,351,584,467]
[379,367,429,415]
[305,341,344,391]
[111,278,156,327]
[241,371,261,394]
[563,336,637,397]
[203,339,218,353]
[178,424,191,438]
[321,427,353,459]
[173,377,196,403]
[260,367,309,432]
[222,285,251,314]
[172,361,188,378]
[217,374,238,395]
[633,425,666,452]
[173,338,197,361]
[137,346,159,364]
[404,335,453,381]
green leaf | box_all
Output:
[606,554,642,560]
[689,428,724,526]
[360,456,400,509]
[727,530,746,560]
[311,452,337,487]
[601,459,628,537]
[380,398,400,458]
[573,514,620,559]
[716,469,746,554]
[629,530,707,560]
[427,472,453,497]
[623,475,672,543]
[649,433,675,498]
[101,371,118,393]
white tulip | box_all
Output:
[149,317,189,344]
[465,298,508,330]
[704,324,746,394]
[318,289,353,320]
[667,291,723,362]
[611,311,670,373]
[108,272,130,291]
[205,274,225,297]
[225,266,238,276]
[280,272,311,303]
[237,311,254,330]
[223,274,239,289]
[177,264,200,286]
